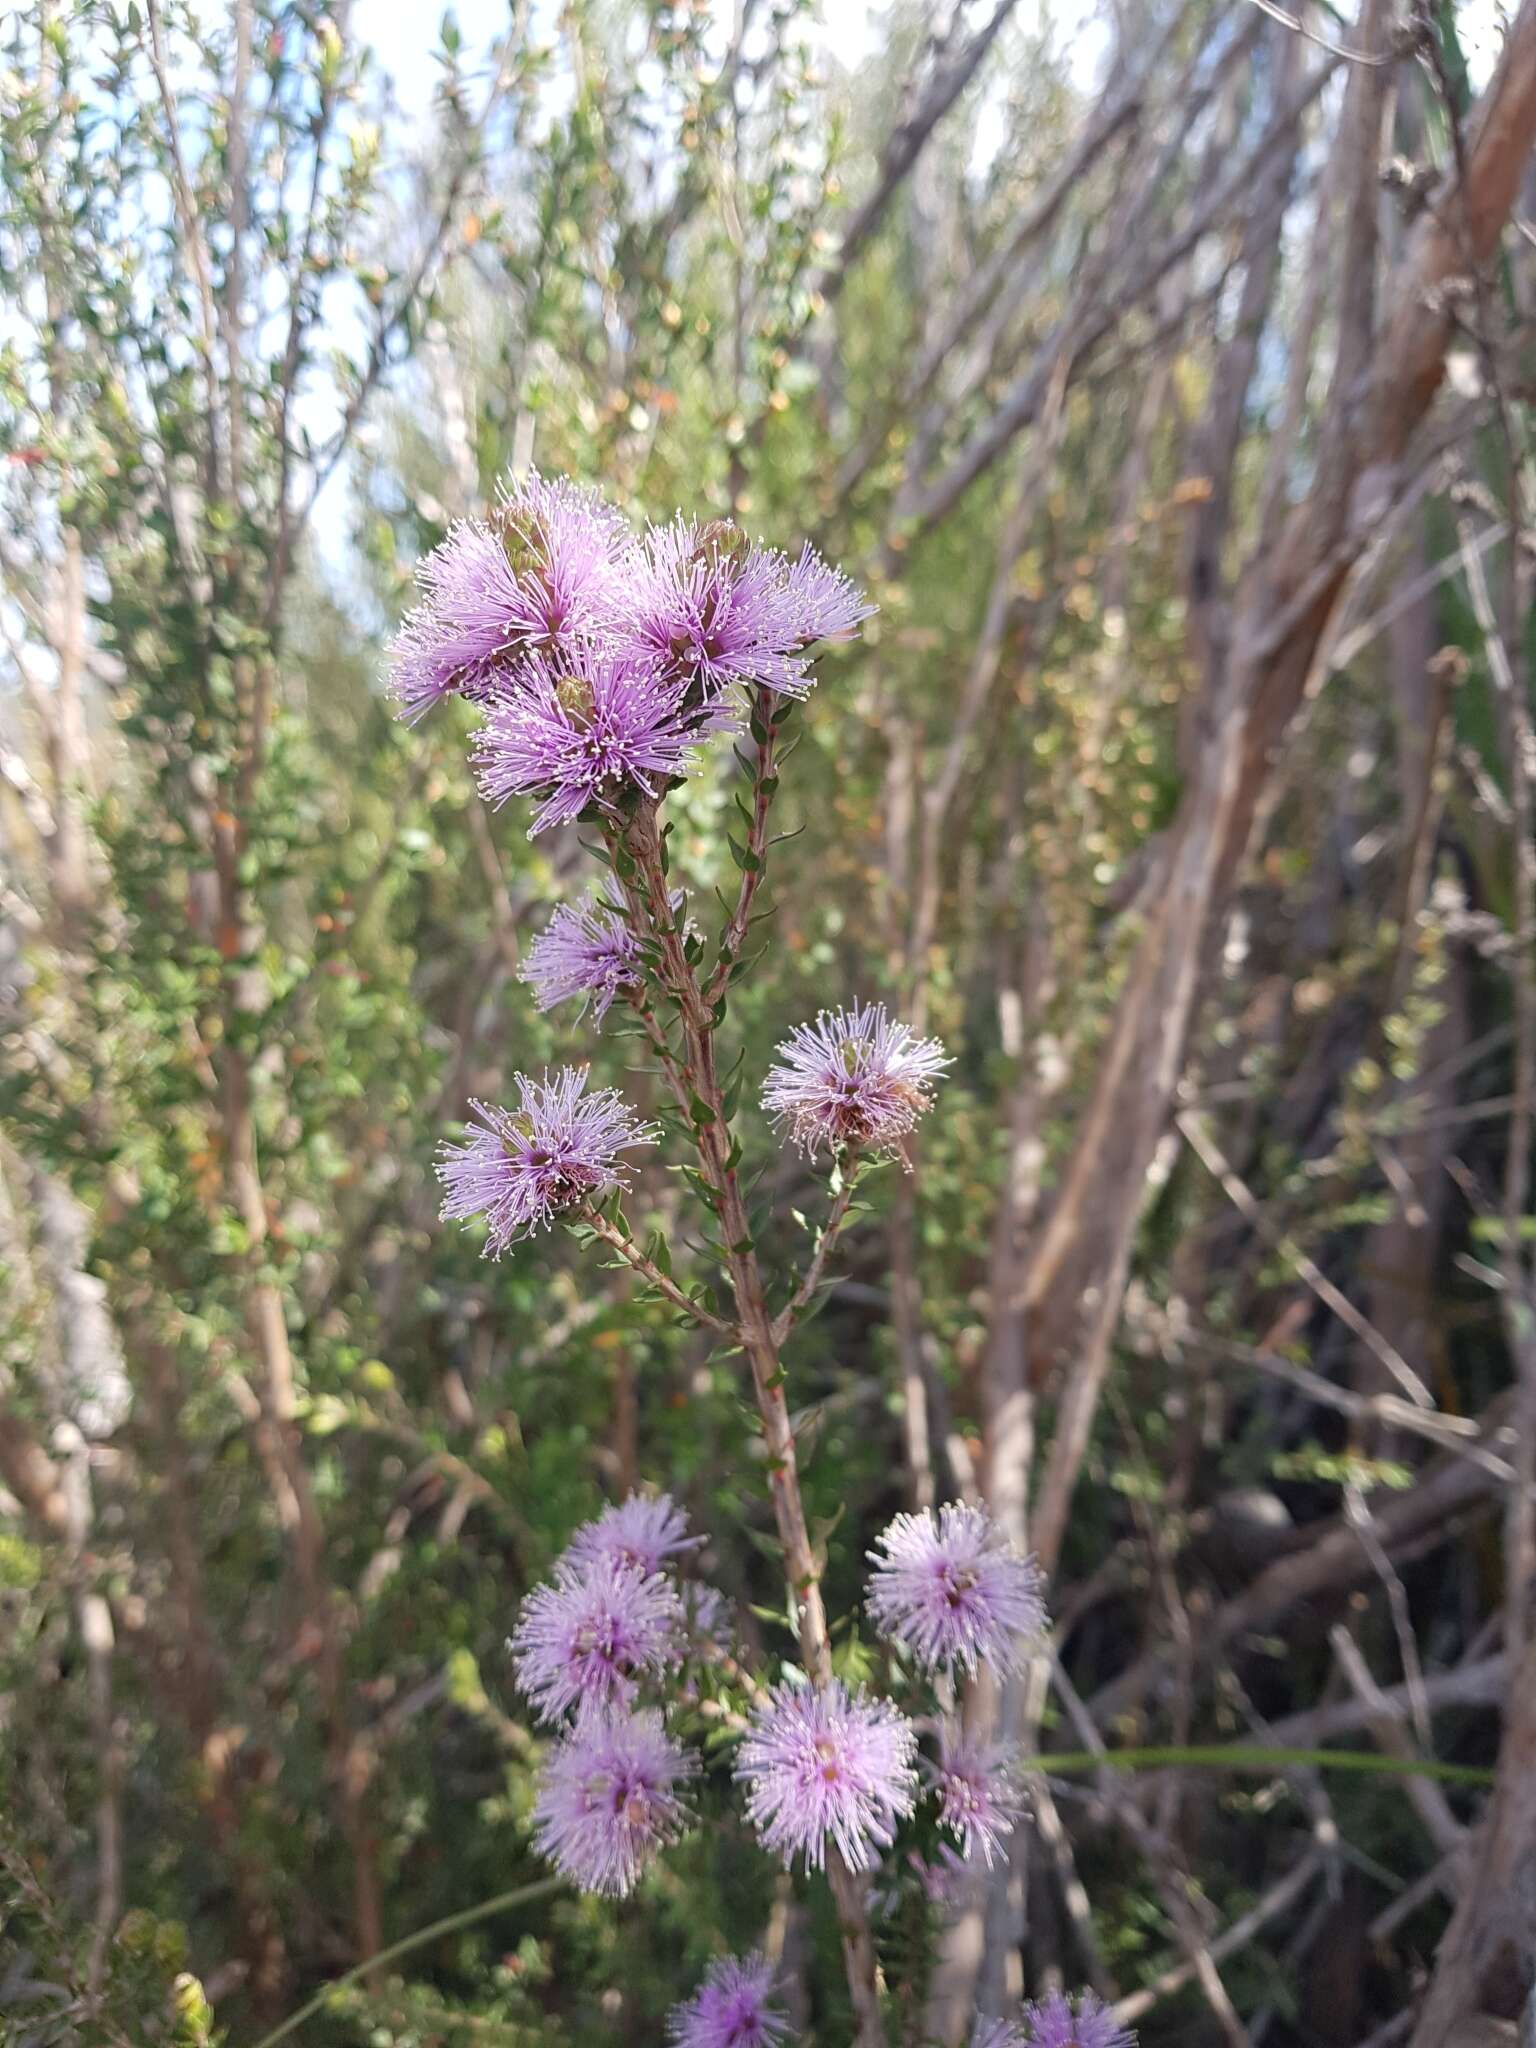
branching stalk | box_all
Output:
[609,796,889,2048]
[578,1206,736,1340]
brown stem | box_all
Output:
[703,690,781,1013]
[579,1207,736,1339]
[615,800,888,2048]
[772,1172,860,1346]
[625,986,696,1122]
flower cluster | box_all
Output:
[405,476,1064,2018]
[514,1492,714,1898]
[762,1000,951,1160]
[390,472,870,836]
[437,1067,655,1252]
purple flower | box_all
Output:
[682,1579,732,1646]
[511,1556,684,1723]
[761,1001,949,1159]
[388,609,471,725]
[532,1707,696,1896]
[473,652,707,834]
[521,884,642,1022]
[666,1953,790,2048]
[564,1491,701,1578]
[972,2023,1029,2048]
[612,517,871,701]
[438,1068,656,1252]
[1022,1991,1134,2048]
[486,470,631,655]
[927,1729,1026,1868]
[866,1504,1045,1677]
[388,472,628,719]
[735,1679,917,1873]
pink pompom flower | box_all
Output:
[473,652,707,835]
[761,1001,949,1160]
[531,1707,696,1896]
[1022,1991,1135,2048]
[437,1068,656,1252]
[735,1679,917,1873]
[666,1952,790,2048]
[612,516,871,702]
[866,1503,1046,1677]
[511,1556,684,1724]
[928,1728,1027,1868]
[564,1492,701,1578]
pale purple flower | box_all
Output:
[866,1504,1045,1677]
[1022,1991,1134,2048]
[521,885,642,1021]
[532,1706,696,1896]
[388,608,471,725]
[612,517,871,701]
[666,1953,790,2048]
[564,1491,701,1577]
[388,472,628,719]
[511,1556,684,1723]
[735,1679,917,1873]
[438,1068,656,1253]
[927,1729,1027,1868]
[485,470,632,654]
[971,2022,1028,2048]
[880,1844,971,1913]
[682,1580,732,1645]
[473,652,706,834]
[761,1001,950,1159]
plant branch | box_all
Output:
[772,1171,861,1345]
[612,798,890,2048]
[704,691,783,1012]
[578,1207,736,1339]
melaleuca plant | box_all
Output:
[398,472,1125,2048]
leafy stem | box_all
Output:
[773,1162,864,1344]
[576,1204,735,1339]
[704,686,785,1012]
[610,793,890,2048]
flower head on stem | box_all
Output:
[927,1726,1028,1867]
[1021,1991,1135,2048]
[531,1706,696,1897]
[762,1001,950,1161]
[666,1952,791,2048]
[564,1491,701,1578]
[613,516,871,702]
[521,882,643,1022]
[866,1503,1046,1677]
[473,652,711,836]
[388,471,627,716]
[735,1678,918,1872]
[511,1555,684,1723]
[437,1069,656,1252]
